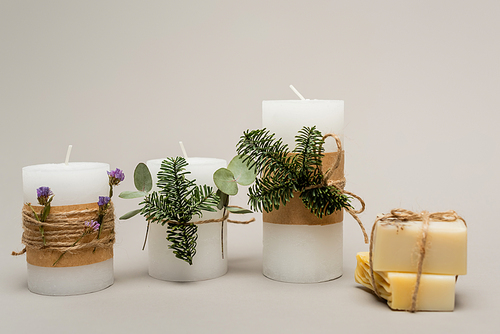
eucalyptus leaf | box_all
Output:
[227,155,256,186]
[226,206,253,214]
[119,190,147,199]
[119,208,142,220]
[213,168,238,196]
[134,163,153,192]
[217,191,229,210]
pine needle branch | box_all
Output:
[237,126,352,218]
[140,157,219,264]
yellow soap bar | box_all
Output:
[372,219,467,275]
[355,252,456,311]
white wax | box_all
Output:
[146,157,228,281]
[262,100,344,151]
[262,99,345,283]
[263,223,343,283]
[23,162,110,205]
[22,162,113,295]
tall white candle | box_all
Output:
[262,99,345,283]
[22,162,113,295]
[146,157,227,281]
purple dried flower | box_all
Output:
[108,168,125,186]
[36,186,53,206]
[98,196,110,207]
[84,220,100,233]
[37,186,52,198]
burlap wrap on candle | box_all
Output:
[19,202,115,267]
[263,151,345,226]
[368,209,466,313]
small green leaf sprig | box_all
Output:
[236,126,352,218]
[120,157,220,265]
[212,155,256,258]
[118,162,156,251]
[213,155,256,214]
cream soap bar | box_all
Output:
[372,219,467,275]
[355,252,456,311]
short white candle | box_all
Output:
[146,157,227,281]
[22,162,113,295]
[262,99,345,283]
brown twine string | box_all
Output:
[368,209,466,312]
[305,133,368,243]
[221,207,255,259]
[141,207,255,259]
[143,209,255,227]
[12,203,115,256]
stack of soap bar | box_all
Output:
[355,252,456,311]
[372,219,467,275]
[355,216,467,311]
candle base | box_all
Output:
[27,259,114,296]
[148,221,227,282]
[262,222,343,283]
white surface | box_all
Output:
[22,162,113,295]
[263,222,343,283]
[22,162,110,205]
[146,157,227,281]
[27,259,114,296]
[262,99,345,151]
[262,99,344,282]
[148,222,227,281]
[1,1,499,333]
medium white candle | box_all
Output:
[146,157,227,281]
[22,162,114,295]
[262,98,345,283]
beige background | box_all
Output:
[1,1,499,333]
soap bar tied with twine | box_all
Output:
[13,202,115,267]
[263,133,368,243]
[368,209,467,312]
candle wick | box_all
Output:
[179,141,188,159]
[289,85,306,100]
[64,145,73,165]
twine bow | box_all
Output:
[368,209,465,312]
[305,133,368,243]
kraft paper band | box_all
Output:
[20,202,115,267]
[263,151,345,226]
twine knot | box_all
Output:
[321,133,368,243]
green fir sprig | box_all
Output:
[236,126,352,218]
[120,157,219,265]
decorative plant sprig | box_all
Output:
[212,155,255,258]
[53,220,100,266]
[236,126,352,218]
[118,162,154,249]
[120,157,220,265]
[107,168,125,198]
[213,155,256,213]
[27,186,55,246]
[94,168,124,252]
